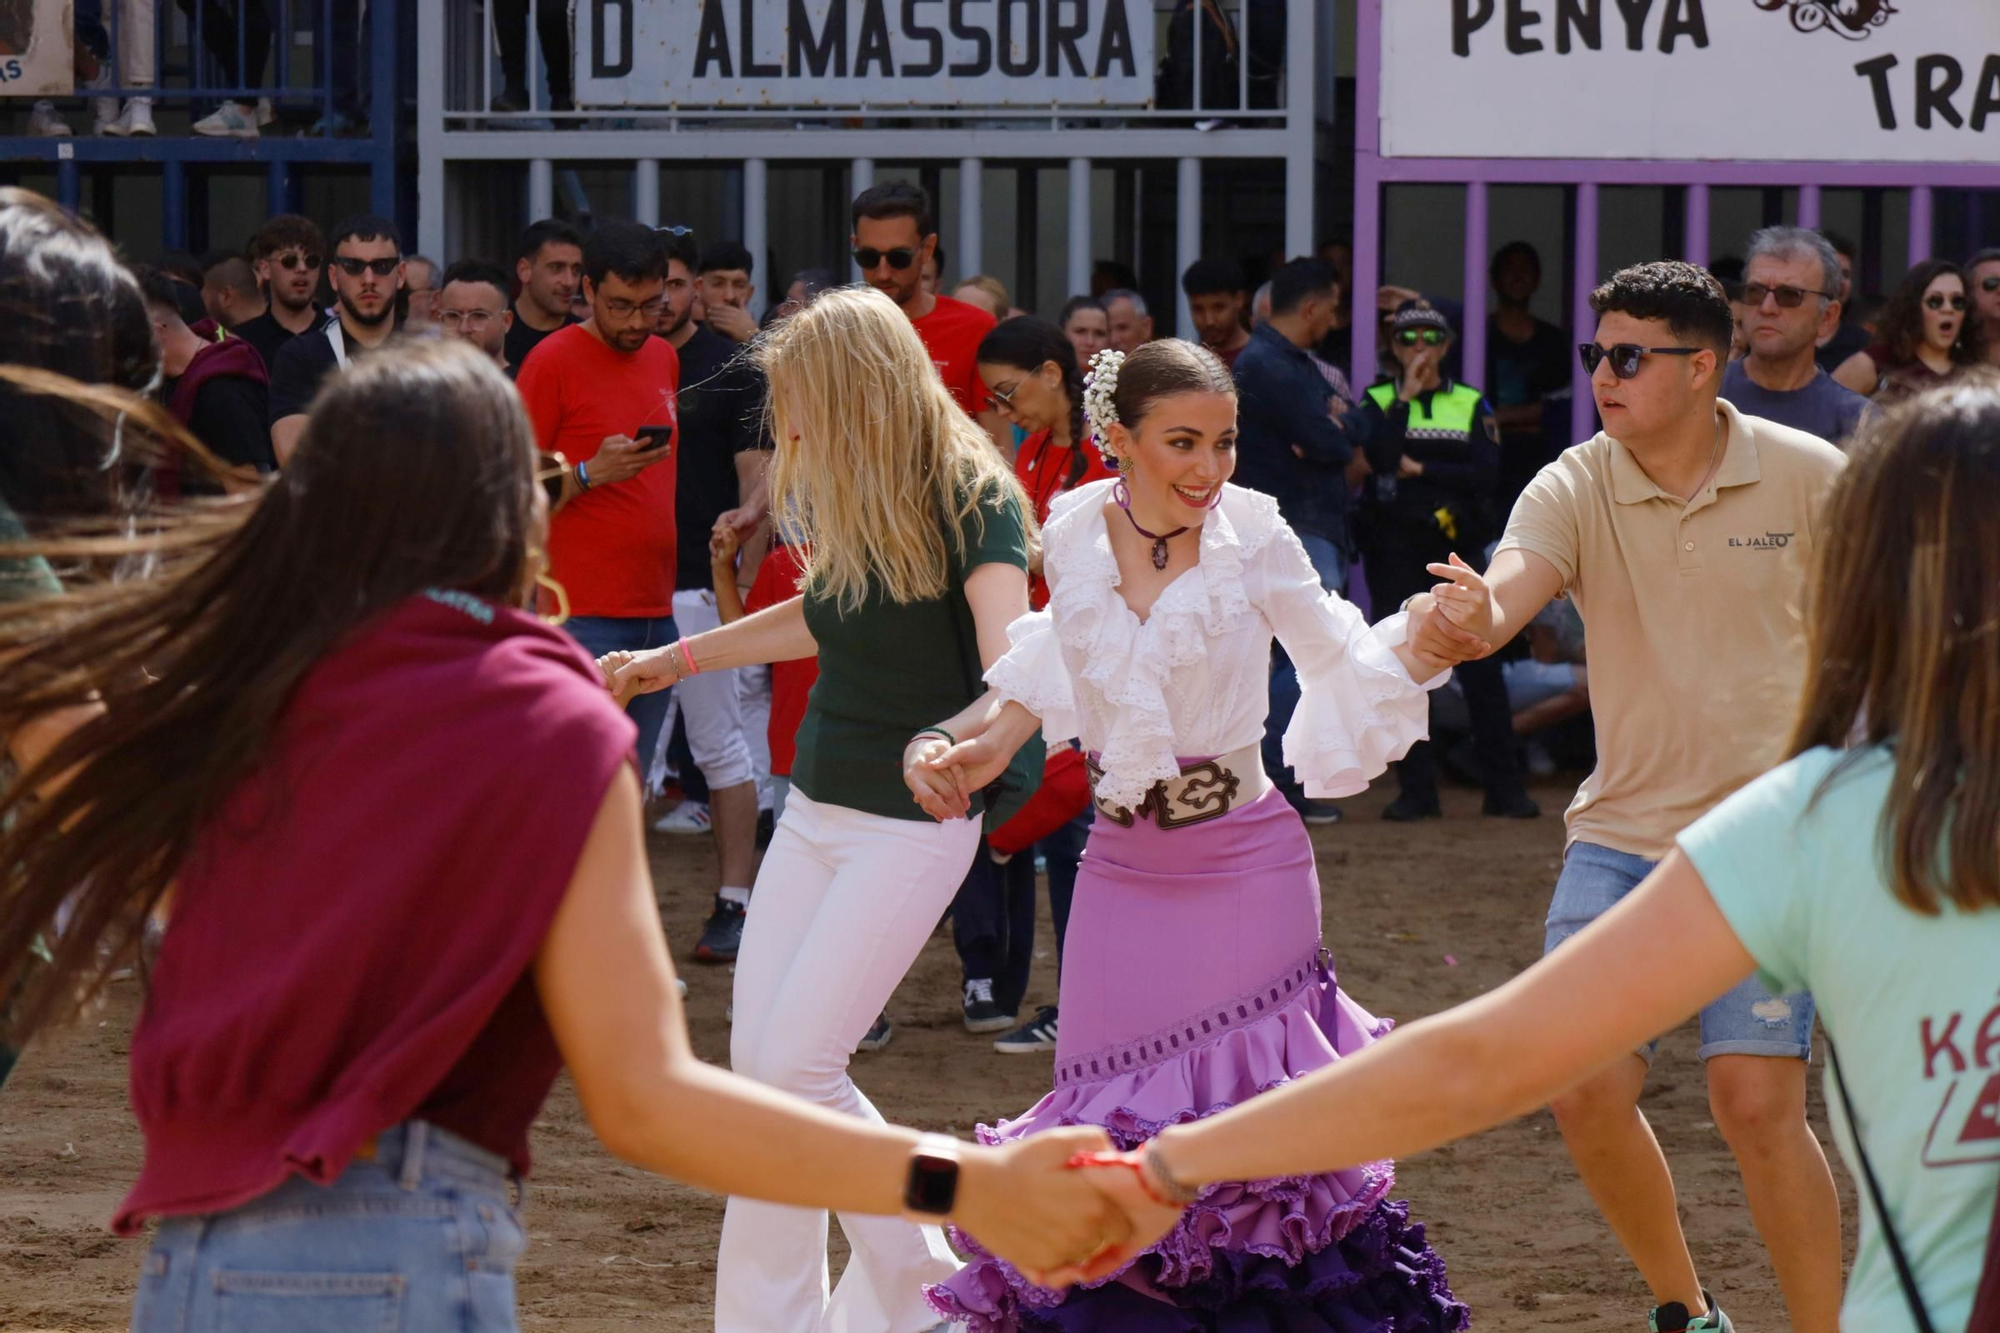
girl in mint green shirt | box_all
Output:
[1052,382,2000,1333]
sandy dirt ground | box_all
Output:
[0,774,1854,1331]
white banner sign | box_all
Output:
[1382,1,2000,163]
[0,0,75,98]
[575,0,1155,107]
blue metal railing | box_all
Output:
[2,0,404,252]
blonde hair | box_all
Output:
[952,275,1010,320]
[757,285,1036,612]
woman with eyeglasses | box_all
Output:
[0,337,1130,1333]
[1353,299,1538,823]
[608,286,1052,1331]
[1833,259,1986,404]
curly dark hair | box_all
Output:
[1875,260,1985,371]
[1589,261,1734,356]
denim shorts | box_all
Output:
[1545,841,1815,1064]
[131,1121,527,1333]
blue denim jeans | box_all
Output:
[1264,533,1349,798]
[565,614,677,785]
[1546,841,1816,1063]
[131,1121,527,1332]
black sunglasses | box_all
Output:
[1738,282,1834,309]
[1396,328,1446,346]
[1578,342,1703,380]
[1924,293,1968,312]
[333,256,400,277]
[853,247,918,271]
[274,251,322,271]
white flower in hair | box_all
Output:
[1083,349,1126,462]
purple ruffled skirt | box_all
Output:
[927,785,1469,1332]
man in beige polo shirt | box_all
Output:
[1410,262,1845,1333]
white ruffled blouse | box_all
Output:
[986,479,1447,813]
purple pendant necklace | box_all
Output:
[1113,479,1190,570]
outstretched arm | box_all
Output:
[1140,852,1754,1191]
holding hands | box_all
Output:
[956,1132,1191,1289]
[1405,551,1498,669]
[901,729,1019,822]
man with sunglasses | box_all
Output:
[1721,227,1868,445]
[233,215,328,377]
[1356,300,1536,824]
[849,181,1008,454]
[1966,247,2000,370]
[1408,261,1847,1333]
[517,221,683,799]
[267,214,405,465]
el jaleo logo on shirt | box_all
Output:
[1918,1002,2000,1168]
[1727,531,1795,550]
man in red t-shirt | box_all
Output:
[850,180,1007,455]
[516,221,681,776]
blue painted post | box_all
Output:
[163,160,188,252]
[370,0,398,222]
[1570,182,1599,447]
[267,160,292,217]
[1462,181,1489,398]
[55,157,81,213]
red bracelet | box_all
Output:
[677,639,700,678]
[1064,1150,1182,1210]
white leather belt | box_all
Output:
[1087,743,1270,830]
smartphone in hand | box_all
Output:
[636,424,675,455]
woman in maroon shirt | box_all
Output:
[0,341,1137,1331]
[1833,260,1985,404]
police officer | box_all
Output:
[1359,300,1540,822]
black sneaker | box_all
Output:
[1482,793,1542,819]
[856,1011,892,1053]
[692,896,746,963]
[1382,793,1443,822]
[962,978,1016,1034]
[994,1005,1059,1054]
[1290,796,1344,825]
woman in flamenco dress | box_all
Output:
[900,338,1474,1332]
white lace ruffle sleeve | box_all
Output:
[984,480,1445,811]
[1248,519,1450,799]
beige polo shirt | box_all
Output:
[1496,400,1845,861]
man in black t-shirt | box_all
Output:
[230,215,328,376]
[267,215,404,464]
[506,218,583,373]
[651,234,773,962]
[138,267,275,479]
[1484,242,1573,510]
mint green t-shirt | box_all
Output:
[1679,746,2000,1332]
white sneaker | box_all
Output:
[651,800,712,835]
[28,101,72,137]
[256,97,275,126]
[193,102,260,138]
[100,99,156,137]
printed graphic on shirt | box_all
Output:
[1727,531,1796,550]
[1919,999,2000,1168]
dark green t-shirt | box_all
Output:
[793,489,1030,822]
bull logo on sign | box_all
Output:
[1754,0,1897,40]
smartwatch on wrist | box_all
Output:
[903,1133,962,1219]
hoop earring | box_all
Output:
[528,545,571,627]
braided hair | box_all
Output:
[975,317,1090,487]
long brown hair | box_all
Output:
[1876,259,1985,370]
[0,340,543,1043]
[1788,370,2000,914]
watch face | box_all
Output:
[904,1152,959,1217]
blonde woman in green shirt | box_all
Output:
[1072,377,2000,1332]
[612,286,1042,1333]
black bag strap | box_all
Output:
[1825,1036,1937,1333]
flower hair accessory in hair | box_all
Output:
[1083,348,1126,464]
